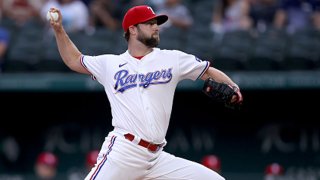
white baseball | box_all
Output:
[46,11,59,22]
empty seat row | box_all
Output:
[3,25,320,73]
[3,27,126,73]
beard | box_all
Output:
[137,28,160,48]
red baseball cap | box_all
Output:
[265,163,284,175]
[201,155,221,171]
[36,152,58,168]
[122,5,168,32]
[86,150,99,168]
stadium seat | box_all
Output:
[32,34,70,72]
[81,28,118,55]
[158,26,187,51]
[114,33,127,54]
[4,26,44,72]
[283,28,320,70]
[246,32,287,71]
[213,30,254,70]
[184,25,215,61]
[191,0,214,27]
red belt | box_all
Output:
[124,133,162,152]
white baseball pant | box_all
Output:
[85,130,225,180]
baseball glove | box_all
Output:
[202,78,243,109]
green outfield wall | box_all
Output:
[1,70,320,92]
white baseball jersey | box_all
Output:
[81,48,209,144]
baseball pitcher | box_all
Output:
[47,5,243,180]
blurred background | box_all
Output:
[1,0,320,179]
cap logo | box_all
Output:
[147,6,155,15]
[122,5,168,31]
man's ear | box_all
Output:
[129,25,137,35]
